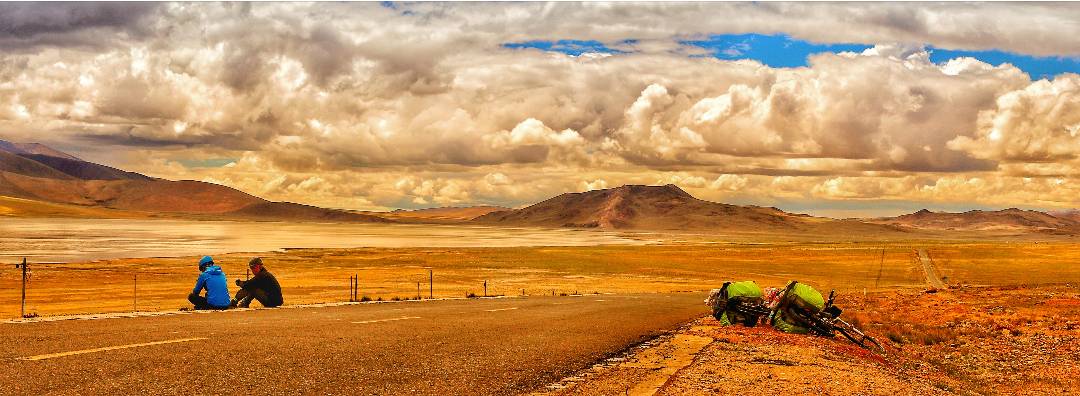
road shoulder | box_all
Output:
[535,317,943,396]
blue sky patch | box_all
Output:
[928,48,1079,80]
[505,33,1079,79]
[681,34,872,67]
[503,40,624,56]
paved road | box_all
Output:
[916,249,947,289]
[0,293,706,395]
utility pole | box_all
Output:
[133,273,138,312]
[484,280,487,297]
[417,282,421,300]
[16,258,28,318]
[429,270,433,299]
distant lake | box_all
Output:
[0,218,651,263]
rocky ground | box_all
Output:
[536,284,1080,396]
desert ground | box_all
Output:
[538,285,1080,395]
[3,231,1079,395]
[5,239,1079,318]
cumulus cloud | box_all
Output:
[2,2,1080,214]
[947,75,1080,163]
[610,47,1027,173]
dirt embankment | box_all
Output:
[538,285,1080,395]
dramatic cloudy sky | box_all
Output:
[2,2,1080,216]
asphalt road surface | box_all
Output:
[1,293,706,395]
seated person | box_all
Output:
[231,257,283,308]
[188,256,231,310]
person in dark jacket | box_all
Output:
[189,256,231,310]
[231,257,283,308]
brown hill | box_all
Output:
[870,208,1080,233]
[0,138,389,222]
[472,184,894,235]
[230,201,392,223]
[0,140,82,161]
[1050,209,1080,223]
[19,153,150,180]
[0,171,265,213]
[365,206,509,223]
[0,150,75,180]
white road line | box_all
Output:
[595,299,607,302]
[18,337,206,361]
[352,316,420,324]
[484,307,519,312]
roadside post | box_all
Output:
[15,258,28,318]
[133,273,138,312]
[429,270,433,299]
[349,275,356,302]
[484,280,487,297]
[417,282,421,300]
[349,274,359,302]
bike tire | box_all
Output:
[837,327,885,354]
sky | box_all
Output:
[1,2,1079,217]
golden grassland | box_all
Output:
[0,196,151,219]
[3,240,1079,318]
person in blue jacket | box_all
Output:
[188,256,231,310]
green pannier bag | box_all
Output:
[771,281,826,334]
[708,280,765,326]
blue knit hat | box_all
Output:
[198,256,214,271]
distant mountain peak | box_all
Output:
[474,183,854,231]
[584,183,693,198]
[0,139,81,161]
[0,138,149,181]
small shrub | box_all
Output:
[360,296,372,302]
[376,297,383,301]
[391,296,401,301]
[466,292,478,298]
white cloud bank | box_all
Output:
[1,2,1079,214]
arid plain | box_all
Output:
[5,232,1078,394]
[3,140,1080,394]
[4,233,1078,318]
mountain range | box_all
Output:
[0,139,388,222]
[473,184,851,232]
[471,185,1080,235]
[867,208,1080,234]
[1,138,1078,235]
